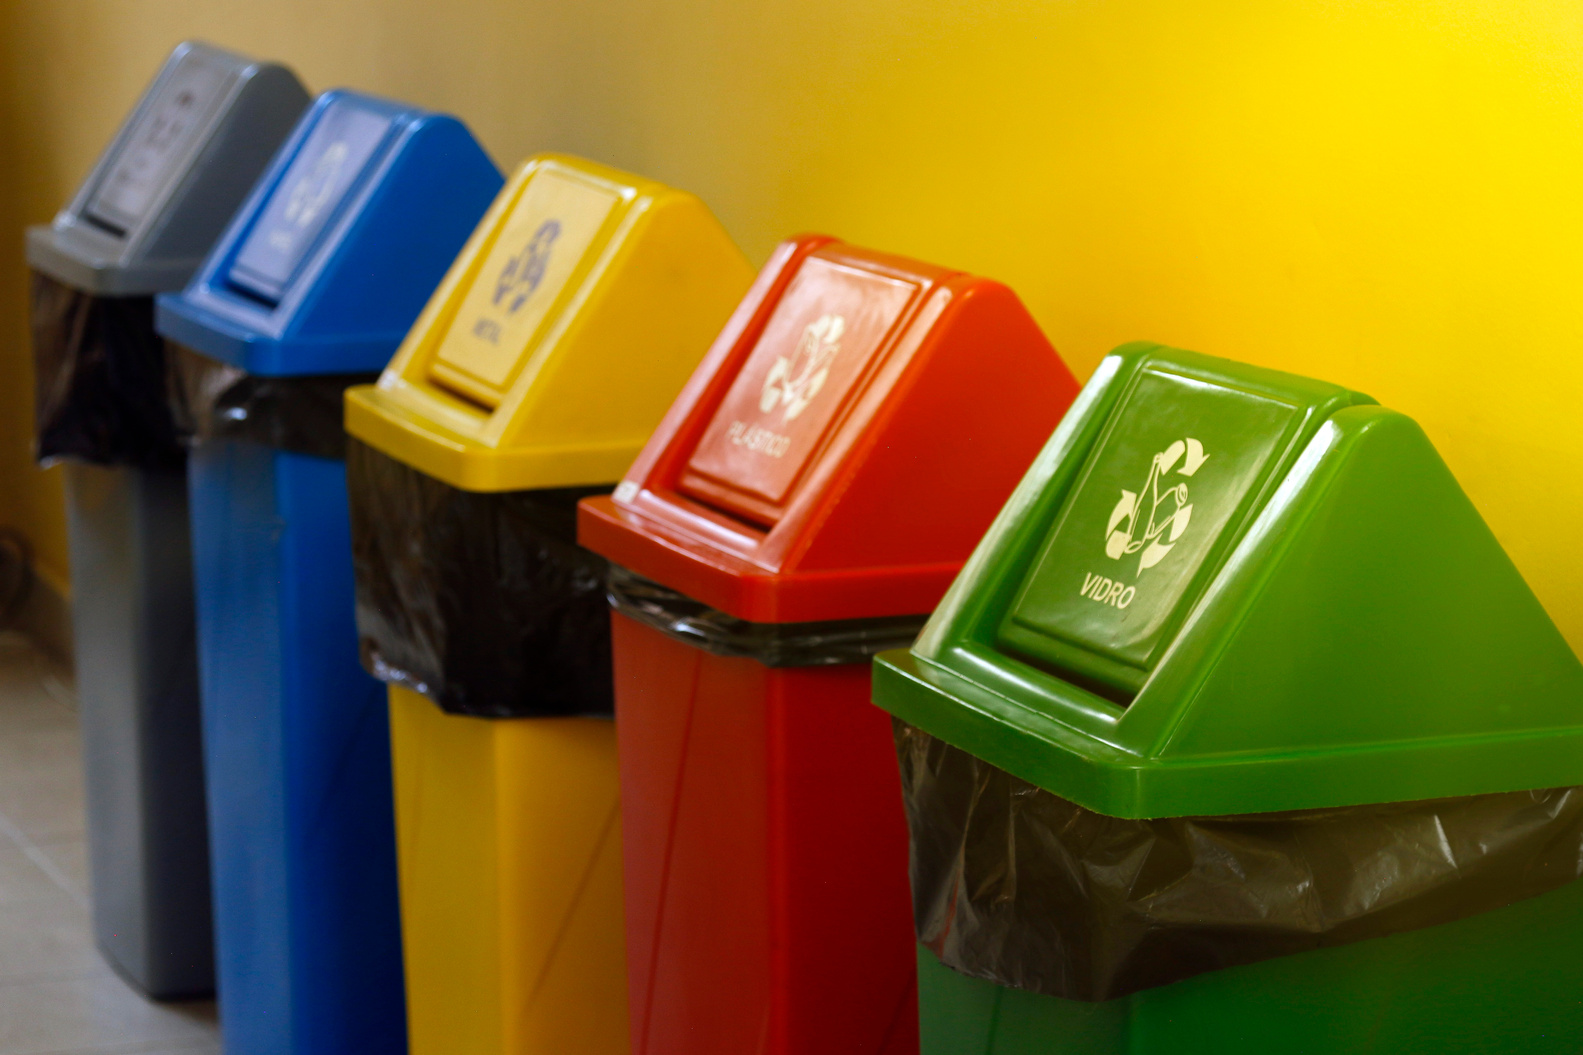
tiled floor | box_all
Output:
[0,632,220,1055]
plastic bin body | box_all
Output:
[156,91,503,1052]
[578,236,1080,1055]
[26,42,311,999]
[65,461,212,997]
[387,688,628,1054]
[610,613,916,1055]
[186,441,404,1053]
[872,344,1583,1053]
[916,875,1583,1055]
[343,154,755,1055]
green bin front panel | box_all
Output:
[918,874,1583,1054]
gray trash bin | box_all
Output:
[24,40,309,999]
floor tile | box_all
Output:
[0,724,81,782]
[0,974,215,1055]
[0,685,74,735]
[77,1040,219,1055]
[0,767,84,842]
[29,836,87,902]
[0,833,67,905]
[0,895,100,984]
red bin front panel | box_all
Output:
[612,611,918,1055]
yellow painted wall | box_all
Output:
[0,3,67,597]
[4,0,1582,650]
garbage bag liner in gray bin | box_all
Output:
[30,274,181,469]
[23,40,308,999]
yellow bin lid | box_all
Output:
[345,154,754,492]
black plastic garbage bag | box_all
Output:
[347,438,615,719]
[606,564,928,667]
[30,271,181,467]
[895,719,1583,1002]
[166,343,374,460]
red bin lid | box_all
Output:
[577,235,1081,623]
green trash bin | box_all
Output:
[872,342,1583,1054]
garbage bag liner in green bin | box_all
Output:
[873,343,1583,1053]
[895,722,1583,1002]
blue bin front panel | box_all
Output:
[188,440,405,1055]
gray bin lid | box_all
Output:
[26,41,309,297]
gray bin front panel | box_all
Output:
[65,462,213,998]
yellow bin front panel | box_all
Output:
[389,686,629,1055]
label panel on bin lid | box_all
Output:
[1000,364,1303,689]
[86,52,230,233]
[428,170,622,405]
[680,256,919,519]
[228,100,394,301]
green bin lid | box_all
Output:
[873,343,1583,817]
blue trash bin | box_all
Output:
[156,90,502,1055]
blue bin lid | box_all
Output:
[156,90,503,377]
[26,41,310,297]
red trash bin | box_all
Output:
[577,235,1080,1055]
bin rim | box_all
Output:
[874,648,1583,818]
[27,224,199,297]
[345,383,638,493]
[579,493,958,623]
[157,294,407,377]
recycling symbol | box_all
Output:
[494,220,561,314]
[283,140,349,231]
[1105,438,1209,571]
[146,89,199,153]
[760,314,843,422]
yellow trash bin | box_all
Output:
[343,154,753,1055]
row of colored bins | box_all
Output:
[26,37,1583,1055]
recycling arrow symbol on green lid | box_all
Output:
[1105,438,1209,571]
